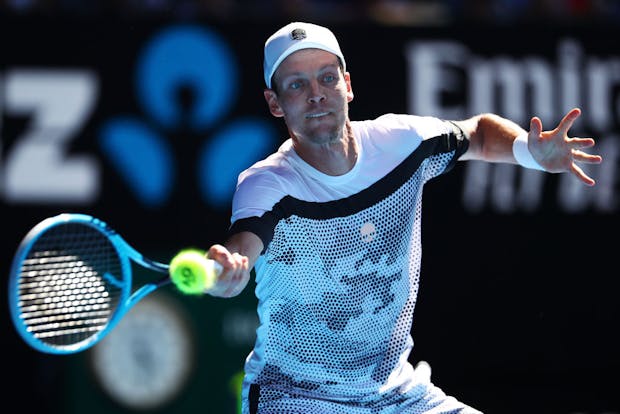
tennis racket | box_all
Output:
[8,213,221,355]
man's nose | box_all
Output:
[307,81,325,103]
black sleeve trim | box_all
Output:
[227,213,278,254]
[443,120,469,173]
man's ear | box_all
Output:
[263,89,284,117]
[344,72,354,103]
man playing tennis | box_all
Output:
[205,22,602,414]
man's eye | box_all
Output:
[323,74,335,83]
[289,81,302,90]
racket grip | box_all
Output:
[212,260,223,276]
[202,259,223,294]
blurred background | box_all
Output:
[1,1,618,413]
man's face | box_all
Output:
[265,48,353,146]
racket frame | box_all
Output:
[8,213,171,354]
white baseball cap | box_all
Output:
[263,22,346,89]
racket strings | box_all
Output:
[16,223,124,348]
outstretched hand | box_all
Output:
[528,108,602,186]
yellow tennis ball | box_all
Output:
[169,249,217,295]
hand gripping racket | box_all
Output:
[8,213,221,355]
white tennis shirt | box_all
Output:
[229,113,469,411]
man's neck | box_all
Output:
[292,122,358,176]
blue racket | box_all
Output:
[8,213,221,354]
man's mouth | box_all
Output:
[306,112,330,119]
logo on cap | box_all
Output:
[290,28,307,41]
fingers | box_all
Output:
[568,137,596,148]
[568,137,603,161]
[557,107,581,136]
[220,253,249,297]
[220,253,250,298]
[206,245,249,297]
[570,162,596,187]
[208,245,235,268]
[568,137,602,165]
[567,140,601,186]
[207,244,228,262]
[572,149,603,164]
[529,116,542,137]
[528,108,601,186]
[532,108,582,138]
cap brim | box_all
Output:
[265,42,345,88]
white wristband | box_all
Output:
[512,133,545,171]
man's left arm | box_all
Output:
[453,107,602,186]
